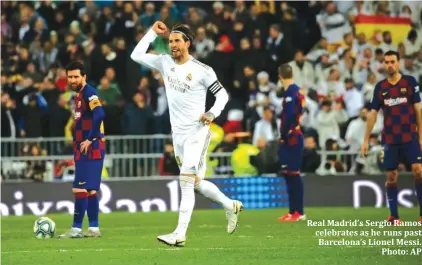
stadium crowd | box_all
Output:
[1,1,422,179]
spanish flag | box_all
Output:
[355,15,412,45]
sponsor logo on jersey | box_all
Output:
[384,97,407,106]
[167,76,190,93]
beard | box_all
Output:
[69,82,83,91]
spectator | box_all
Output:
[158,141,179,176]
[401,56,420,78]
[302,135,321,173]
[194,27,215,61]
[353,47,373,87]
[48,93,71,137]
[252,106,280,146]
[317,68,345,100]
[250,137,278,174]
[138,2,158,29]
[22,17,49,44]
[362,72,377,103]
[316,99,348,149]
[25,143,47,181]
[20,93,44,138]
[316,2,349,46]
[1,92,18,138]
[317,138,346,175]
[266,24,292,65]
[122,93,154,135]
[96,6,116,43]
[379,31,397,53]
[97,77,122,107]
[289,50,315,91]
[345,106,368,154]
[343,78,363,120]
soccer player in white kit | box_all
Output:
[130,21,243,247]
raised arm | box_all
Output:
[130,21,167,72]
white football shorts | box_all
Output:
[172,124,211,179]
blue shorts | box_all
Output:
[383,139,422,170]
[73,160,104,190]
[278,136,304,172]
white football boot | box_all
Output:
[226,200,243,234]
[57,228,84,239]
[85,228,102,238]
[157,233,186,247]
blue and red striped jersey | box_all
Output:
[73,84,106,161]
[369,75,420,145]
[280,83,305,145]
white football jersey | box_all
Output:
[131,30,226,134]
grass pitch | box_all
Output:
[2,207,422,265]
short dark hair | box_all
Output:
[384,50,400,61]
[278,64,293,79]
[66,61,86,76]
[171,24,194,43]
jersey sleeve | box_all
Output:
[130,29,164,72]
[369,82,382,111]
[203,67,229,118]
[202,68,223,95]
[280,90,297,137]
[84,87,105,141]
[409,76,421,104]
[84,88,102,111]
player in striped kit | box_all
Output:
[131,21,243,247]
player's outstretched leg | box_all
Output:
[157,174,194,247]
[194,179,243,234]
[385,170,400,224]
[85,190,101,237]
[411,164,422,222]
[57,188,87,239]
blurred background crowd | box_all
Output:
[1,1,422,180]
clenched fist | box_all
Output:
[152,21,168,35]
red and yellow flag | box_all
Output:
[355,15,412,45]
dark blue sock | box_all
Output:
[290,175,304,215]
[414,179,422,217]
[72,192,88,229]
[284,176,294,214]
[87,193,99,227]
[386,184,399,218]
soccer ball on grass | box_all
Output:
[33,217,56,239]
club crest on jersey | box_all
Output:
[77,101,81,108]
[400,87,407,94]
[170,67,175,72]
[74,111,81,120]
[186,73,192,81]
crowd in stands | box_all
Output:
[1,1,422,180]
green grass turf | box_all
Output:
[2,207,422,265]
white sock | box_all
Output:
[174,175,195,237]
[195,180,233,211]
[88,227,99,231]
